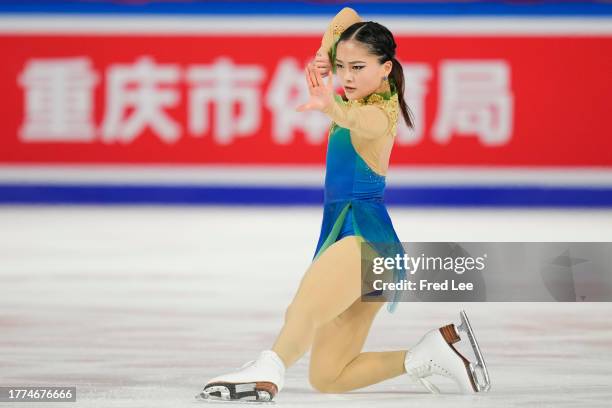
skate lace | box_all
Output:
[237,356,276,370]
[238,355,284,370]
[406,362,441,394]
[238,360,256,370]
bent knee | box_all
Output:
[309,374,340,394]
[308,366,346,394]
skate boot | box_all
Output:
[196,350,286,403]
[404,310,491,394]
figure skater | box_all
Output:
[198,7,490,402]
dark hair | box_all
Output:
[333,21,415,129]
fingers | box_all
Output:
[314,63,331,75]
[304,66,314,90]
[314,46,331,74]
[295,102,312,112]
[316,67,330,78]
[314,57,330,69]
[308,63,320,88]
[314,66,324,89]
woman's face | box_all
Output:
[335,40,391,100]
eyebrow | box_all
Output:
[335,59,367,64]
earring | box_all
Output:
[375,75,391,95]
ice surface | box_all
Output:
[0,206,611,407]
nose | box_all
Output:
[342,71,355,83]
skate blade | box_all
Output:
[196,383,276,405]
[456,309,491,392]
[195,392,276,405]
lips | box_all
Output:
[345,86,356,92]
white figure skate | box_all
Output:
[404,310,491,394]
[196,350,286,403]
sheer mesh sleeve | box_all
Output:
[320,7,362,55]
[322,95,390,139]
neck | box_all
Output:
[356,79,395,103]
[374,79,391,95]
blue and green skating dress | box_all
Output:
[311,90,406,313]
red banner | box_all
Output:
[1,34,611,166]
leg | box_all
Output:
[199,235,365,402]
[309,297,407,393]
[271,235,365,368]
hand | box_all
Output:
[296,63,334,112]
[313,47,332,78]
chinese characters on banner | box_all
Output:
[19,56,512,147]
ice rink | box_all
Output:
[1,206,611,407]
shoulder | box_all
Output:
[350,93,400,135]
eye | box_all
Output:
[352,66,364,71]
[335,63,344,69]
